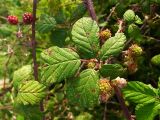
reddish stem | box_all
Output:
[83,0,97,22]
[32,0,45,120]
[114,86,132,120]
[32,0,38,81]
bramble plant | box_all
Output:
[0,0,160,120]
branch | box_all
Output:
[32,0,45,119]
[32,0,38,81]
[0,86,12,97]
[113,86,132,120]
[106,3,119,22]
[0,105,13,110]
[83,0,97,22]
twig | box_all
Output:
[32,0,45,120]
[0,86,12,97]
[116,20,124,34]
[106,3,119,22]
[0,105,13,110]
[103,103,107,120]
[83,0,97,22]
[113,86,132,120]
[75,62,85,77]
[101,4,119,31]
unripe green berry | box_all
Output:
[123,10,135,23]
[99,79,113,102]
[99,79,112,93]
[99,29,111,40]
[87,62,96,69]
[129,44,143,56]
[128,24,140,37]
[151,54,160,67]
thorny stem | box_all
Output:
[114,86,132,120]
[83,1,131,119]
[83,0,97,22]
[32,0,45,120]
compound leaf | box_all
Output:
[72,17,100,58]
[41,46,81,85]
[66,69,100,108]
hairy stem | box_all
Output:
[114,86,132,120]
[32,0,38,81]
[83,0,97,22]
[32,0,45,120]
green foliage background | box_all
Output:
[0,0,160,120]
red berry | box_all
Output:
[7,15,18,25]
[23,13,33,24]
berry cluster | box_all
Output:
[23,13,33,24]
[99,29,111,40]
[123,44,143,74]
[129,44,143,56]
[99,79,113,103]
[7,12,33,25]
[7,15,18,25]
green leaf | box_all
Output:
[99,33,126,61]
[41,46,81,85]
[66,69,100,108]
[14,104,43,120]
[123,9,135,23]
[100,64,126,79]
[123,81,157,104]
[50,28,68,47]
[128,24,141,37]
[16,81,46,105]
[70,3,87,22]
[75,112,93,120]
[72,17,100,58]
[135,15,143,24]
[135,102,160,120]
[13,65,33,89]
[36,15,56,33]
